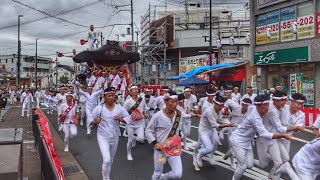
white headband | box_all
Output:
[183,88,191,92]
[254,100,270,105]
[206,92,216,96]
[104,91,115,95]
[225,90,232,93]
[163,93,178,100]
[289,96,304,103]
[213,97,224,105]
[241,102,251,105]
[272,96,287,100]
[130,86,138,89]
[161,88,169,91]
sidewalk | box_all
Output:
[0,105,89,180]
[0,106,41,180]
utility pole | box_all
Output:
[35,38,39,89]
[17,15,23,88]
[164,2,167,86]
[55,53,58,86]
[131,0,136,83]
[209,0,213,66]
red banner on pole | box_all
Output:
[316,13,320,37]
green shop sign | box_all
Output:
[254,46,309,65]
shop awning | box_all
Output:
[176,76,209,86]
[171,61,247,80]
[209,67,246,82]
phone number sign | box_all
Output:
[297,15,315,39]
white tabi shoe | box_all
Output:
[196,154,203,167]
[64,145,69,152]
[193,161,200,172]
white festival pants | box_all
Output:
[97,136,119,180]
[231,146,254,180]
[36,97,40,108]
[152,150,183,180]
[182,119,191,147]
[295,170,317,180]
[22,102,31,116]
[126,122,144,155]
[198,131,219,161]
[63,124,77,147]
[80,106,86,125]
[86,106,96,131]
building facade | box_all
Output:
[250,0,320,108]
[140,0,251,86]
[0,54,53,88]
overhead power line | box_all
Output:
[11,0,89,28]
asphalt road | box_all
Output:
[45,110,318,180]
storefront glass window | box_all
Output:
[297,1,314,17]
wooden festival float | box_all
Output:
[73,40,140,86]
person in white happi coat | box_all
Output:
[230,94,294,180]
[107,68,120,89]
[145,89,155,117]
[231,86,241,104]
[54,86,67,127]
[69,86,79,103]
[313,116,320,138]
[35,88,42,108]
[86,25,98,50]
[9,89,16,105]
[193,95,234,170]
[79,94,86,126]
[219,87,239,140]
[275,93,306,178]
[41,91,50,114]
[223,98,253,170]
[177,94,199,150]
[58,92,79,152]
[40,88,46,103]
[90,87,131,180]
[241,86,257,103]
[76,83,104,134]
[47,91,55,114]
[123,85,147,160]
[292,137,320,180]
[20,88,33,117]
[88,68,103,92]
[179,87,197,149]
[254,91,305,180]
[145,91,183,180]
[116,71,127,97]
[152,86,169,112]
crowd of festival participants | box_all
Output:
[17,66,320,180]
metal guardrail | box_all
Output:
[32,110,60,180]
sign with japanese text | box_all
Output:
[266,11,280,43]
[297,15,315,39]
[256,14,267,45]
[179,54,214,80]
[296,73,302,94]
[280,7,296,42]
[254,46,309,65]
[290,73,297,94]
[302,79,314,106]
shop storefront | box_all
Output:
[254,46,316,107]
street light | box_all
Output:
[17,14,23,88]
[35,38,39,89]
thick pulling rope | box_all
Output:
[292,137,310,144]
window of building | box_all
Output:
[297,1,314,17]
[11,59,13,63]
[5,59,7,63]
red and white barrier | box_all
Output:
[300,108,320,127]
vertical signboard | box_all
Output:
[296,73,302,93]
[302,79,314,106]
[179,58,187,76]
[256,14,267,45]
[316,13,320,37]
[290,73,297,94]
[280,7,296,42]
[266,11,280,43]
[297,14,315,39]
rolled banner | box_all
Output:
[293,137,310,144]
[162,135,182,156]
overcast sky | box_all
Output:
[0,0,244,65]
[0,0,163,65]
